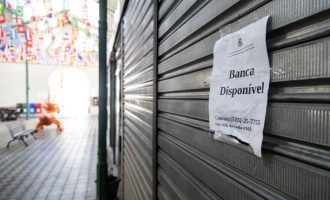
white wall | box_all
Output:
[80,67,99,98]
[0,62,98,107]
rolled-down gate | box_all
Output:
[111,0,330,199]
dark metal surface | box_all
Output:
[120,0,155,199]
[110,52,116,166]
[156,0,330,200]
[120,21,125,199]
[152,0,159,199]
[112,0,330,199]
[97,0,108,199]
[158,117,330,199]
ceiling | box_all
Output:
[0,0,125,66]
[103,0,125,44]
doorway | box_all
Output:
[48,67,90,118]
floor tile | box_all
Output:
[0,117,98,200]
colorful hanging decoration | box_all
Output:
[17,24,25,33]
[10,28,17,39]
[25,30,32,40]
[84,27,90,37]
[3,0,12,9]
[0,0,98,66]
[15,5,24,17]
[0,14,5,23]
[26,39,32,47]
[12,14,21,24]
[0,2,4,16]
[0,27,3,38]
[57,15,64,27]
[25,30,33,49]
[69,18,78,28]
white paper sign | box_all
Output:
[209,16,270,157]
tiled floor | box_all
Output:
[0,116,98,200]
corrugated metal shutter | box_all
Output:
[121,0,154,199]
[114,37,122,165]
[157,0,330,200]
[113,0,330,199]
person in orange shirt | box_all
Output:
[36,102,64,132]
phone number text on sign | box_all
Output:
[215,116,261,125]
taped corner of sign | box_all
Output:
[214,131,262,158]
[218,28,228,39]
[214,131,239,144]
[210,16,270,158]
[208,129,215,138]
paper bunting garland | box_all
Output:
[0,14,5,24]
[0,0,98,66]
[10,28,17,39]
[0,27,3,38]
[0,3,4,15]
[3,0,12,9]
[25,30,32,40]
[15,6,23,17]
[12,14,21,24]
[26,39,33,47]
[17,24,25,33]
[57,16,64,27]
[84,28,90,37]
[70,19,78,28]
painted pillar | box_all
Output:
[97,0,108,199]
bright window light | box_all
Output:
[48,67,90,118]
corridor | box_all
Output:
[0,117,97,200]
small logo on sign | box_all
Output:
[238,38,243,47]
